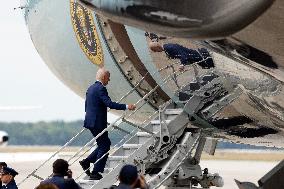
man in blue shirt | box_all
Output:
[80,68,136,180]
[149,42,214,70]
[41,159,80,189]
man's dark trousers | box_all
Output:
[83,81,126,174]
[86,130,111,173]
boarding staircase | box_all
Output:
[18,62,242,189]
[78,70,242,189]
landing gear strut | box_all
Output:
[159,134,224,189]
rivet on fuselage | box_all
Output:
[112,47,118,52]
[107,35,112,40]
[118,56,128,63]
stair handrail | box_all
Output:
[77,66,205,186]
[75,58,211,180]
[73,110,159,180]
[17,128,86,185]
[67,97,151,166]
[81,60,213,189]
[72,68,192,180]
[19,57,209,186]
[17,61,181,186]
[89,81,202,188]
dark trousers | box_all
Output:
[86,129,111,174]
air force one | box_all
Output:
[21,0,283,188]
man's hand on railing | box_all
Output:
[179,64,185,71]
[128,104,136,110]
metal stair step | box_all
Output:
[122,143,142,155]
[78,167,114,184]
[122,143,142,149]
[78,178,99,188]
[136,131,152,143]
[150,120,171,125]
[164,108,183,115]
[108,155,127,160]
[107,155,128,168]
[94,137,155,189]
[144,122,160,133]
[104,167,114,174]
[136,131,152,137]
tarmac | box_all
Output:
[1,150,282,189]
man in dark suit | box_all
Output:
[40,159,80,189]
[0,167,18,189]
[80,68,136,180]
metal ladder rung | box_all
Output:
[136,132,153,137]
[151,120,171,125]
[104,167,114,174]
[122,143,142,149]
[108,155,128,161]
[164,109,183,115]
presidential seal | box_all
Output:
[70,0,104,66]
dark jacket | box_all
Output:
[163,43,214,68]
[1,180,18,189]
[41,175,80,189]
[84,81,126,130]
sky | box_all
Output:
[0,1,85,122]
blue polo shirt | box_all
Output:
[163,43,214,68]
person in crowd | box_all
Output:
[149,42,214,70]
[80,68,136,180]
[35,183,59,189]
[0,167,18,189]
[0,162,7,186]
[0,163,7,171]
[40,159,81,189]
[112,164,148,189]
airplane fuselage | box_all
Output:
[23,0,284,148]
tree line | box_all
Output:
[0,120,132,146]
[0,121,270,149]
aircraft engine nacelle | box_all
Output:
[0,131,9,146]
[79,0,274,39]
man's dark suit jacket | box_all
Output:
[84,81,126,131]
[41,175,80,189]
[1,180,18,189]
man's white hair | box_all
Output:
[96,68,109,81]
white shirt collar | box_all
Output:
[96,80,105,86]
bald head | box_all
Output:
[96,68,110,86]
[149,41,164,52]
